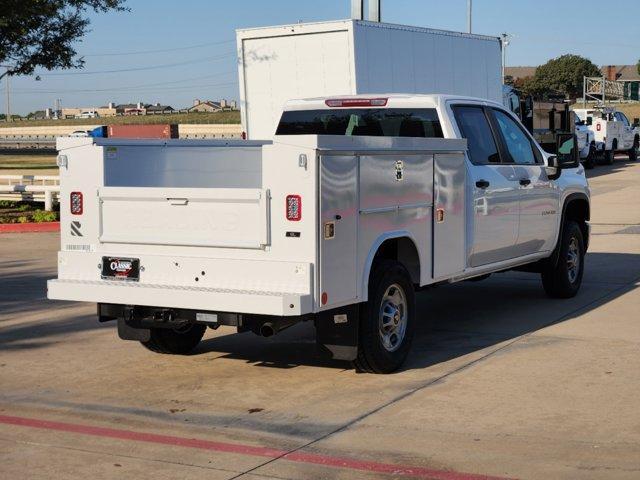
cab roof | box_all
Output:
[282,93,503,111]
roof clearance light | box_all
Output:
[286,195,302,221]
[325,98,388,108]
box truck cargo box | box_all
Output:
[237,20,503,139]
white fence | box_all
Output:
[0,175,60,211]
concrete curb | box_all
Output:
[0,222,60,233]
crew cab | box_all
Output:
[574,107,639,163]
[48,94,590,373]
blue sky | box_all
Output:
[6,0,640,114]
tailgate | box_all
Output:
[99,187,270,249]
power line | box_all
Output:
[35,51,236,76]
[12,71,236,93]
[81,39,235,57]
[10,80,238,95]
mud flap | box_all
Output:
[315,304,360,361]
[117,317,150,342]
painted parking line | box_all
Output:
[0,414,512,480]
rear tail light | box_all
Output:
[70,192,83,215]
[596,123,601,131]
[241,131,247,139]
[286,195,301,221]
[325,98,388,107]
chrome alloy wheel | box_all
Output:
[379,283,408,352]
[567,237,580,283]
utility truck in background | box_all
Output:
[48,94,590,373]
[502,86,594,167]
[574,107,640,164]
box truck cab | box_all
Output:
[48,94,590,373]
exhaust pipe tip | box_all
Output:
[259,323,275,337]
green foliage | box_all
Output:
[0,1,128,78]
[525,54,601,99]
[32,210,58,223]
[17,216,29,224]
[637,59,640,76]
[0,200,16,208]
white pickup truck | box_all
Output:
[48,94,590,373]
[574,107,639,164]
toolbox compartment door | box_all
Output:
[98,187,269,249]
[319,155,358,308]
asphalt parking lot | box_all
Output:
[1,158,639,480]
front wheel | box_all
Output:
[353,260,415,374]
[541,221,585,298]
[141,323,206,355]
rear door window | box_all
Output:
[276,108,443,138]
[452,106,501,165]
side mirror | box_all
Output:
[545,155,561,180]
[586,117,592,126]
[633,118,640,128]
[556,133,579,169]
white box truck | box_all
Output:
[237,20,503,139]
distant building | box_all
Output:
[60,101,174,118]
[189,99,222,112]
[189,99,238,112]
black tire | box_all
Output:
[141,323,206,354]
[583,144,596,169]
[353,260,415,374]
[629,138,638,162]
[541,221,585,299]
[604,148,614,165]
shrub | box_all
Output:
[32,210,58,223]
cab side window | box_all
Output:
[452,106,501,165]
[492,109,537,165]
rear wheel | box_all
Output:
[141,323,206,354]
[354,260,415,374]
[583,144,596,169]
[541,221,585,298]
[629,137,639,161]
[603,148,614,165]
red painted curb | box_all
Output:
[0,414,511,480]
[0,222,60,233]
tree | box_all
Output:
[529,54,601,99]
[0,1,128,80]
[637,59,640,76]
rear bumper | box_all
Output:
[47,279,313,316]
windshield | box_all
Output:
[276,108,443,138]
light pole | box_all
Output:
[467,0,472,33]
[501,33,511,83]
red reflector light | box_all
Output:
[596,123,601,131]
[241,131,247,139]
[70,192,83,215]
[325,98,388,108]
[286,195,301,221]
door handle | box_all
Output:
[167,198,188,206]
[475,179,490,189]
[519,178,531,186]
